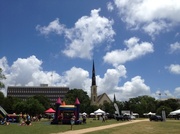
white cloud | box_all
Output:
[114,0,180,37]
[36,9,115,59]
[0,56,127,99]
[174,87,180,98]
[169,42,180,53]
[0,56,90,95]
[103,37,154,65]
[97,65,127,95]
[36,18,65,36]
[3,56,178,101]
[114,76,151,101]
[0,57,9,73]
[63,8,115,59]
[62,67,90,91]
[166,64,180,74]
[107,2,114,12]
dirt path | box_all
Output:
[52,119,148,134]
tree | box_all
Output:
[0,68,6,89]
[156,98,180,115]
[156,105,172,116]
[101,101,115,114]
[33,95,51,109]
[128,95,156,117]
[64,89,91,113]
[0,91,5,106]
[25,97,45,116]
[13,101,27,114]
[3,96,21,113]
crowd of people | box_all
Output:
[0,115,10,125]
[0,113,43,126]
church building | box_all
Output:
[90,61,112,106]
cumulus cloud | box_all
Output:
[62,67,90,91]
[36,18,65,36]
[97,65,127,95]
[103,37,154,66]
[169,42,180,53]
[0,56,126,97]
[114,76,151,101]
[174,87,180,98]
[36,9,115,59]
[0,56,91,95]
[166,64,180,74]
[0,56,128,99]
[107,2,114,12]
[4,56,179,101]
[114,0,180,37]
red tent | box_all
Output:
[45,108,56,113]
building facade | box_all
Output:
[7,84,69,105]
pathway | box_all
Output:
[52,119,148,134]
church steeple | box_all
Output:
[91,60,97,105]
[92,60,96,86]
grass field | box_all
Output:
[86,119,180,134]
[0,118,180,134]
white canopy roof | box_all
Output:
[90,113,95,115]
[147,112,156,115]
[94,109,105,114]
[169,109,180,115]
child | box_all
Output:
[70,114,75,130]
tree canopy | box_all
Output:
[0,68,6,89]
[64,88,91,113]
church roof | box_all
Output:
[97,93,112,104]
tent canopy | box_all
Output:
[45,108,56,113]
[94,109,105,115]
[82,112,87,115]
[169,109,180,115]
[147,112,156,115]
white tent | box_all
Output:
[169,109,180,115]
[94,109,105,115]
[147,112,156,115]
[82,112,87,115]
[90,113,95,116]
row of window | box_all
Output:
[10,94,64,98]
[8,90,68,94]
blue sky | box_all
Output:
[0,0,180,101]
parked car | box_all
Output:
[116,115,131,121]
[149,115,163,121]
[130,115,136,120]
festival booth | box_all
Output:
[94,109,106,120]
[51,97,81,125]
[169,109,180,116]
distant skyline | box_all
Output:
[0,0,180,101]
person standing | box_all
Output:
[102,114,106,122]
[82,114,87,124]
[70,114,75,130]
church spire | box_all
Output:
[92,60,96,86]
[91,60,97,105]
[114,94,117,103]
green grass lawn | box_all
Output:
[0,118,180,134]
[86,119,180,134]
[0,118,119,134]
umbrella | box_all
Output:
[45,108,56,113]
